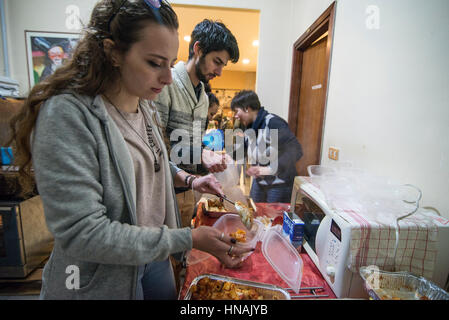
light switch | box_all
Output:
[328,147,339,160]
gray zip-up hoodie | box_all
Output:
[32,92,192,299]
[154,61,208,174]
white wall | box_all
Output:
[5,0,294,120]
[4,0,449,217]
[289,0,449,217]
[4,0,94,93]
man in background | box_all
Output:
[231,90,303,203]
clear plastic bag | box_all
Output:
[213,161,240,189]
[213,161,247,212]
[307,165,421,224]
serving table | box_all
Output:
[179,202,336,299]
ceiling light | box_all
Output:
[183,35,191,42]
[252,40,259,46]
[242,59,250,64]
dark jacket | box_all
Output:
[249,107,303,185]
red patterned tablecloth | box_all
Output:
[180,202,336,299]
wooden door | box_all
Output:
[288,2,336,176]
[296,36,328,176]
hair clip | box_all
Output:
[144,0,161,9]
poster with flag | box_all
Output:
[25,31,80,87]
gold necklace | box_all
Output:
[103,94,162,172]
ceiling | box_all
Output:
[172,4,260,72]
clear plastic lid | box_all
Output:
[261,226,303,293]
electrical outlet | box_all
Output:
[328,147,339,160]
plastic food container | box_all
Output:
[307,164,336,187]
[212,214,263,259]
[261,225,303,293]
[214,214,303,293]
[184,273,291,300]
[186,213,263,266]
[359,266,449,300]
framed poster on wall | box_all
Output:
[25,31,80,88]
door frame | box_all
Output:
[287,2,336,167]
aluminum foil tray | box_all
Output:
[360,266,449,300]
[184,274,291,300]
[202,201,235,218]
[202,198,257,218]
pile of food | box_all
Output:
[235,201,254,229]
[229,229,247,243]
[190,277,264,300]
[376,288,429,300]
[206,198,227,212]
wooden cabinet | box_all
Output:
[0,98,24,146]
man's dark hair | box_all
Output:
[230,90,261,111]
[204,82,211,93]
[207,92,219,107]
[188,19,239,63]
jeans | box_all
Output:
[250,180,293,203]
[136,258,177,300]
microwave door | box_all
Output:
[302,213,332,276]
[315,215,331,264]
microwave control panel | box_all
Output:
[323,219,342,282]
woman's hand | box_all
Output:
[192,174,224,197]
[191,226,255,268]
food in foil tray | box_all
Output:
[185,274,291,300]
[203,198,230,218]
[190,277,263,300]
[359,266,449,300]
[206,198,227,212]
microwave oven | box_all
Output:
[0,196,53,278]
[290,176,449,298]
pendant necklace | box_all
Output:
[103,95,162,172]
